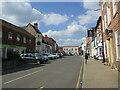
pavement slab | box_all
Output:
[82,57,118,88]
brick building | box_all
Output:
[100,0,120,70]
[42,37,52,53]
[58,47,63,53]
[44,35,58,53]
[86,36,92,55]
[0,19,35,59]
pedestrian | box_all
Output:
[85,53,88,64]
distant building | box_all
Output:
[63,46,80,55]
[44,35,58,53]
[23,23,43,52]
[81,41,87,55]
[58,47,63,53]
[42,37,52,53]
[91,16,103,60]
[1,19,35,59]
[86,36,92,55]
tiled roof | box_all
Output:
[1,19,35,38]
[25,23,41,34]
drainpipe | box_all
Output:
[101,19,105,63]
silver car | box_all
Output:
[20,53,44,64]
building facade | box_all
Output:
[81,41,87,55]
[42,37,52,53]
[24,23,43,52]
[1,19,35,59]
[92,16,103,60]
[63,46,80,55]
[44,35,58,53]
[100,0,120,70]
[86,36,92,56]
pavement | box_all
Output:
[82,57,119,88]
[2,56,83,89]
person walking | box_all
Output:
[85,53,88,64]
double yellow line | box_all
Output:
[76,59,84,90]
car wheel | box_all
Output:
[36,60,40,65]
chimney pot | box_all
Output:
[34,23,38,29]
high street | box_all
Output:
[2,56,84,89]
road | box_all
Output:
[2,56,84,89]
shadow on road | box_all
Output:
[2,63,45,75]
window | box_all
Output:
[112,0,117,16]
[8,32,12,40]
[107,2,111,25]
[23,37,26,43]
[104,14,107,30]
[17,35,20,41]
[115,30,120,60]
[29,39,32,44]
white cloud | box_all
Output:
[1,2,68,26]
[83,0,100,10]
[42,13,69,25]
[43,21,87,40]
[1,2,43,26]
[77,10,101,25]
[78,0,100,25]
[43,21,87,46]
[58,38,86,46]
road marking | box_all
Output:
[4,69,43,85]
[76,59,83,89]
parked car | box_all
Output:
[45,53,56,60]
[41,53,49,62]
[58,52,63,57]
[20,53,45,64]
[52,53,60,59]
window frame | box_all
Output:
[8,32,13,40]
[17,34,20,41]
[107,3,111,25]
[23,37,26,43]
[112,0,118,16]
[115,29,120,61]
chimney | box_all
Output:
[45,34,47,37]
[34,23,38,29]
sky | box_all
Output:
[1,0,101,46]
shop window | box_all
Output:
[115,30,120,60]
